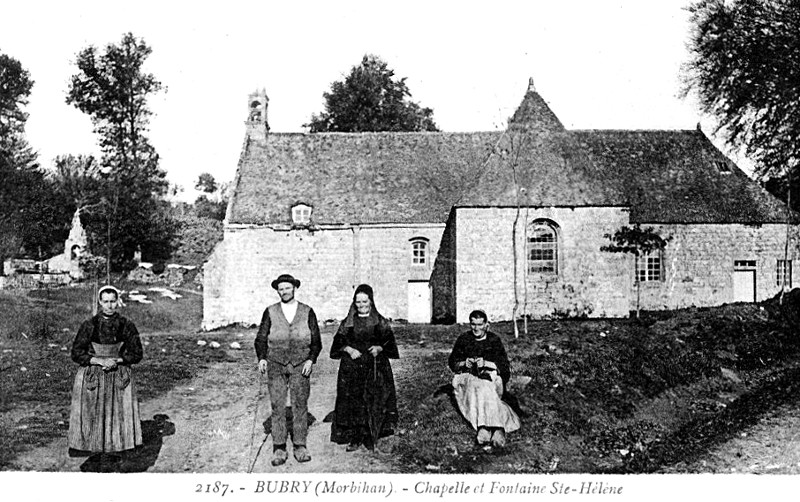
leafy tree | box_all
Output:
[192,173,227,221]
[195,172,218,193]
[601,225,670,319]
[194,195,226,221]
[66,33,174,271]
[170,213,223,264]
[0,52,36,167]
[0,53,32,133]
[0,216,22,271]
[0,51,72,261]
[682,0,800,185]
[52,154,101,207]
[307,54,439,133]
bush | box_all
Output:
[170,214,223,265]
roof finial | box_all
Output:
[527,77,536,93]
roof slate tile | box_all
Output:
[227,91,791,226]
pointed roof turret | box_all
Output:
[455,82,625,208]
[507,80,565,132]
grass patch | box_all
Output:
[389,294,800,473]
[4,284,800,473]
[0,280,209,469]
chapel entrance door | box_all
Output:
[407,280,431,323]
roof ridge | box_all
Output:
[263,130,504,137]
[571,128,700,133]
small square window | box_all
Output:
[291,204,312,225]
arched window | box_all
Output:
[527,221,558,274]
[410,237,429,265]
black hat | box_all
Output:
[271,273,300,290]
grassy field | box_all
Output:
[2,283,800,472]
[0,280,213,467]
[388,292,800,473]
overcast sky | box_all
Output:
[1,0,710,200]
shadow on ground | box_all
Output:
[262,407,317,437]
[72,414,175,473]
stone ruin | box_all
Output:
[1,209,95,289]
[126,262,199,288]
[46,209,89,280]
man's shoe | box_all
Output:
[271,449,288,466]
[476,427,491,446]
[293,446,311,463]
[491,428,506,448]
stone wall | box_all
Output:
[0,272,71,289]
[202,224,444,330]
[452,207,631,323]
[636,223,800,310]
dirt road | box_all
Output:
[11,330,402,473]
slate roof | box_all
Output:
[574,129,790,223]
[227,89,791,226]
[227,131,502,225]
[454,90,626,208]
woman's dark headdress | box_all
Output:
[344,283,382,328]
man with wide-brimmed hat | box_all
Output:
[255,273,322,466]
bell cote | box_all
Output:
[246,89,269,140]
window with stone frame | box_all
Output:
[636,250,663,282]
[411,238,428,265]
[527,222,558,274]
[777,259,793,288]
[291,203,312,225]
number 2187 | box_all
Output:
[196,482,230,496]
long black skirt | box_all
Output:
[330,354,397,444]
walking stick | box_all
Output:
[248,372,268,473]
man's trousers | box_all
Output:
[267,360,310,447]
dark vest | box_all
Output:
[266,302,312,366]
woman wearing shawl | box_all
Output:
[68,285,143,458]
[448,309,520,449]
[330,284,399,451]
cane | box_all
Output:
[248,371,268,473]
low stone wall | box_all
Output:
[0,272,72,289]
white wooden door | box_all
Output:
[733,270,756,302]
[407,281,431,323]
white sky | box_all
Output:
[1,0,712,201]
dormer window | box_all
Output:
[715,160,731,174]
[291,203,312,225]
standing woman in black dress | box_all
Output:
[329,284,399,451]
[68,285,143,460]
